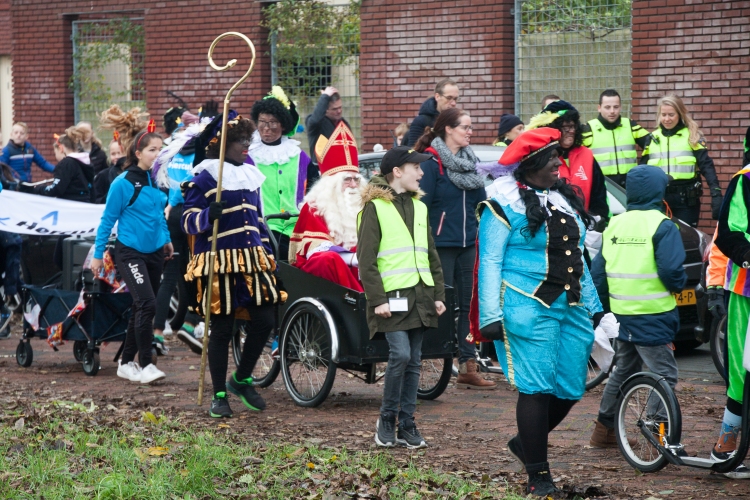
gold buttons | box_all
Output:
[567,267,573,273]
[561,218,566,224]
[564,284,571,290]
[551,206,557,211]
[565,250,571,256]
[563,235,569,241]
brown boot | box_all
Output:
[590,420,637,448]
[456,359,497,390]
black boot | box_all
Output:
[525,461,559,497]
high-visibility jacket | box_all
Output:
[358,198,434,292]
[583,116,646,176]
[643,127,703,180]
[601,210,676,315]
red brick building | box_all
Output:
[6,0,749,230]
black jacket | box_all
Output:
[34,156,93,202]
[305,94,350,169]
[89,143,109,175]
[405,97,439,147]
[93,157,126,204]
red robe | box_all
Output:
[289,203,364,292]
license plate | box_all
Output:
[674,289,696,306]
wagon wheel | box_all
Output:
[417,356,453,400]
[73,340,87,362]
[233,323,280,388]
[280,302,337,407]
[82,349,100,376]
[16,340,33,368]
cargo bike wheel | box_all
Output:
[417,357,453,400]
[280,301,337,407]
[16,340,33,367]
[233,323,280,388]
[615,372,682,473]
[82,348,101,376]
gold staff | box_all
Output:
[197,32,256,406]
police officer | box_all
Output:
[642,94,722,227]
[582,89,651,188]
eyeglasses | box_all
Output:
[440,94,460,103]
[343,176,361,184]
[238,138,251,147]
[457,124,473,131]
[561,124,577,132]
[258,120,281,130]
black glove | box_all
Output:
[706,287,726,320]
[479,321,504,342]
[592,311,605,330]
[711,194,723,220]
[208,201,226,224]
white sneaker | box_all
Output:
[117,361,142,382]
[194,322,205,339]
[140,363,166,384]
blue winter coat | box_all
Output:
[0,141,55,182]
[590,165,687,346]
[419,153,486,248]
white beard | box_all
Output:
[307,176,363,250]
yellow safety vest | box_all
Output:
[584,117,642,176]
[358,197,434,292]
[601,210,676,315]
[644,128,702,180]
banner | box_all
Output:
[0,191,105,236]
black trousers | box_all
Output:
[271,230,291,263]
[153,204,194,330]
[437,246,476,363]
[208,304,275,394]
[115,241,164,367]
[664,191,700,227]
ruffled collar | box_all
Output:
[489,175,575,216]
[192,159,265,192]
[247,130,301,166]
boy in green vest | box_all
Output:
[588,165,687,448]
[357,146,446,449]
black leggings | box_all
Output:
[208,304,275,394]
[115,242,164,367]
[154,204,191,330]
[516,393,578,465]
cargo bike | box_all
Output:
[232,213,457,407]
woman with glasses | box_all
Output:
[528,100,609,226]
[249,86,311,260]
[413,108,497,390]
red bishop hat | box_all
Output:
[315,121,359,177]
[499,127,561,168]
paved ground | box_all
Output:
[1,320,749,499]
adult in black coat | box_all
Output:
[305,86,350,182]
[33,127,93,203]
[404,79,460,147]
[78,121,108,175]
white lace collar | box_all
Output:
[192,159,266,192]
[247,131,301,166]
[490,175,575,216]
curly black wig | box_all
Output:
[205,116,256,159]
[548,109,584,149]
[251,98,295,136]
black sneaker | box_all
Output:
[508,435,526,471]
[375,412,396,447]
[177,328,203,355]
[396,419,427,449]
[227,373,266,411]
[209,392,233,418]
[526,462,559,497]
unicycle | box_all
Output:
[615,370,750,475]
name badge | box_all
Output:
[389,297,409,312]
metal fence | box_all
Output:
[514,0,632,123]
[269,1,360,154]
[71,18,146,143]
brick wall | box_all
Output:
[359,0,515,151]
[10,0,271,181]
[631,0,750,231]
[0,0,10,52]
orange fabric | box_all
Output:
[707,225,729,288]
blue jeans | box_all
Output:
[381,328,424,423]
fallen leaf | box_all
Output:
[13,417,24,430]
[142,411,158,424]
[134,448,147,461]
[147,446,169,456]
[238,473,253,484]
[217,424,230,429]
[306,462,315,469]
[85,442,99,448]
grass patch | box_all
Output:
[0,402,526,499]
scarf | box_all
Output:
[430,136,484,190]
